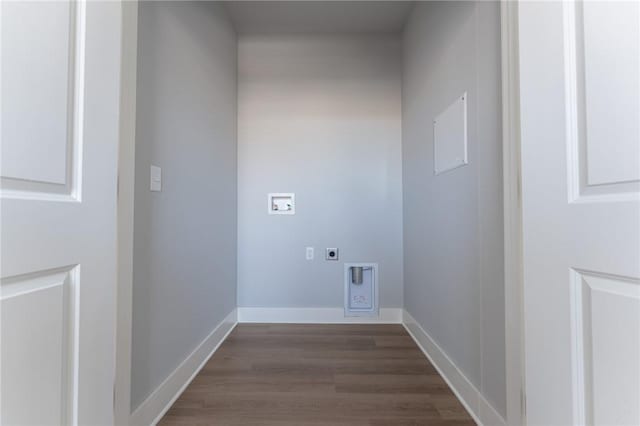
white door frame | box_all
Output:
[115,1,138,424]
[501,1,525,425]
[113,2,527,424]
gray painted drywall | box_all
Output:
[402,1,506,417]
[225,1,414,34]
[237,35,403,308]
[131,1,237,410]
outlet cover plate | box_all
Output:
[150,165,162,192]
[326,248,339,261]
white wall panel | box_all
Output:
[434,94,468,175]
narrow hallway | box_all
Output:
[3,0,639,424]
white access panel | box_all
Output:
[433,93,468,175]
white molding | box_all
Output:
[403,310,506,426]
[237,307,402,324]
[115,1,138,424]
[129,309,238,426]
[501,1,525,425]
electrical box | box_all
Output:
[344,263,379,317]
[268,193,295,215]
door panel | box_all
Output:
[567,0,640,199]
[1,1,80,198]
[1,268,76,425]
[581,1,639,187]
[1,1,122,424]
[519,1,640,425]
[1,1,72,187]
[571,271,640,425]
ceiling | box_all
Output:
[223,1,415,34]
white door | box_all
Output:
[1,1,122,424]
[519,1,640,425]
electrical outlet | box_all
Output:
[306,247,314,260]
[326,248,339,261]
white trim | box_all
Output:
[501,1,525,425]
[129,309,238,426]
[237,307,402,324]
[403,310,506,426]
[115,1,138,424]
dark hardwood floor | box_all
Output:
[159,324,475,426]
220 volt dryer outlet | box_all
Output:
[326,248,339,260]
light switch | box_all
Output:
[306,247,314,260]
[150,165,162,192]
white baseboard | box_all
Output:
[127,307,503,425]
[129,309,238,426]
[402,310,506,426]
[237,307,402,323]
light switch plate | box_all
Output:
[150,165,162,192]
[306,247,314,260]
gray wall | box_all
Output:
[402,1,506,417]
[237,34,403,308]
[131,1,237,410]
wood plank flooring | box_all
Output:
[159,324,475,426]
